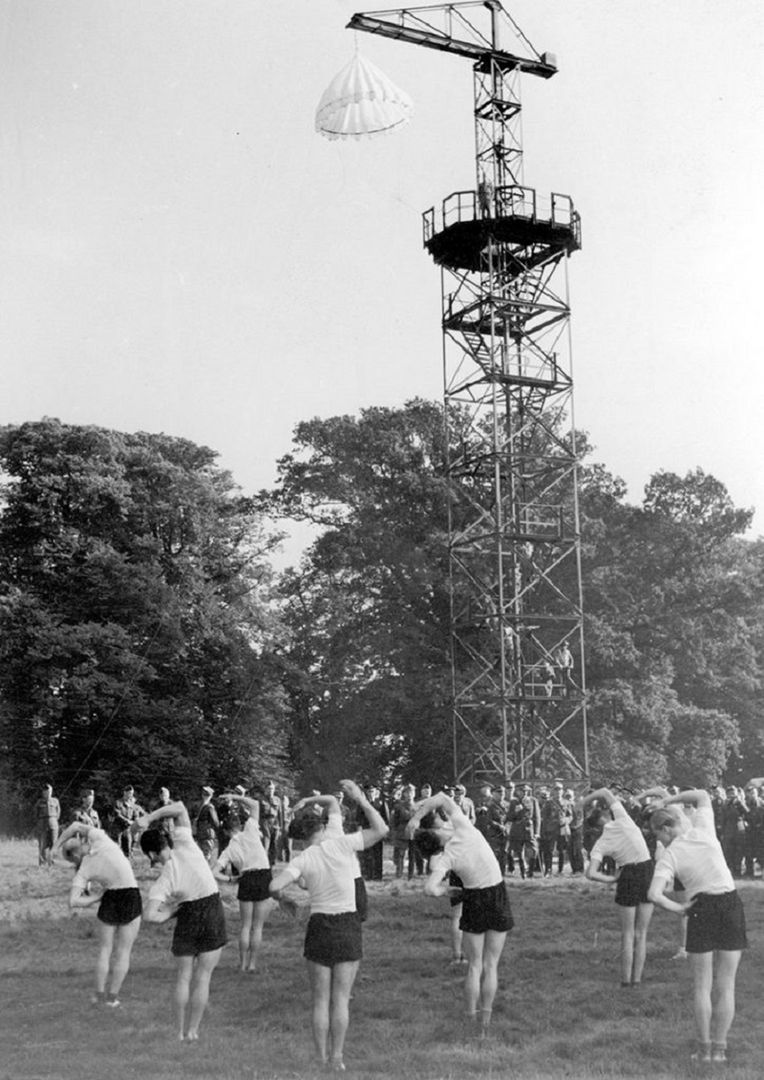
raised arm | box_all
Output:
[634,786,670,805]
[292,794,339,816]
[339,780,388,848]
[220,793,260,822]
[664,789,711,809]
[405,791,462,838]
[56,821,96,848]
[138,800,191,831]
[582,788,618,809]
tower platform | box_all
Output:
[422,184,581,273]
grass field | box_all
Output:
[1,838,761,1080]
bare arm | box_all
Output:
[212,846,235,882]
[56,821,94,848]
[270,867,298,896]
[648,874,692,914]
[143,896,178,923]
[267,867,301,917]
[634,786,670,804]
[405,792,463,838]
[220,793,260,822]
[582,788,618,809]
[138,801,191,831]
[423,859,451,898]
[339,780,388,847]
[585,852,617,886]
[68,880,102,909]
[664,789,711,810]
[292,794,339,816]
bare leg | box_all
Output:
[247,899,275,972]
[95,923,115,995]
[461,931,485,1020]
[238,901,254,970]
[618,906,637,984]
[108,917,141,996]
[476,929,507,1031]
[631,902,653,984]
[328,960,360,1068]
[185,948,222,1039]
[307,960,332,1064]
[672,890,688,958]
[174,956,194,1040]
[710,949,742,1048]
[690,952,714,1045]
[450,904,464,962]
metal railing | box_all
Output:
[422,184,580,246]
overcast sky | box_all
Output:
[1,0,762,558]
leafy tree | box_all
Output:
[265,400,454,789]
[0,419,289,827]
[580,466,761,786]
[269,398,764,792]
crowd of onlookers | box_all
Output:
[33,775,764,882]
[32,779,293,870]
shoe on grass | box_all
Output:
[690,1043,711,1063]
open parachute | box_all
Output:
[315,51,413,141]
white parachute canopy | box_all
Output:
[315,51,413,141]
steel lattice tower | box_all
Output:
[350,2,589,784]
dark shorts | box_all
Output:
[686,891,748,954]
[355,876,368,923]
[615,859,654,907]
[172,893,228,957]
[448,871,464,909]
[97,887,142,926]
[460,881,513,935]
[238,868,272,903]
[304,911,363,968]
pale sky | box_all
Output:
[1,1,762,559]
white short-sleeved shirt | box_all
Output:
[148,825,218,906]
[72,828,137,892]
[214,817,269,874]
[281,832,365,914]
[323,807,362,880]
[434,822,502,889]
[652,805,734,897]
[590,801,650,868]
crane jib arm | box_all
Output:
[347,12,557,77]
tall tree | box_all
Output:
[580,466,760,786]
[0,419,289,824]
[266,400,454,789]
[270,399,764,790]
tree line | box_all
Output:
[1,408,761,830]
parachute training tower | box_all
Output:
[348,2,589,784]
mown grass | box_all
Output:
[0,839,761,1080]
